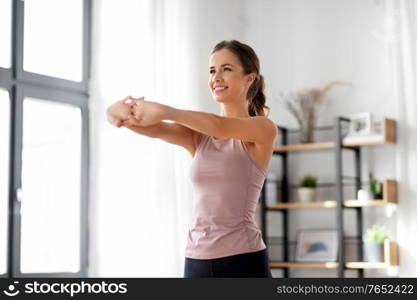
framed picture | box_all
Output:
[348,112,374,136]
[295,229,338,262]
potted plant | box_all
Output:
[298,175,318,203]
[363,224,388,262]
[369,172,383,199]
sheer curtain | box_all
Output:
[89,0,198,277]
[387,0,417,276]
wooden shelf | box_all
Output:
[270,262,392,269]
[265,117,399,276]
[274,118,396,153]
[346,240,399,268]
[270,262,338,269]
[269,240,399,269]
[264,180,397,210]
[344,118,396,146]
[268,201,337,210]
[344,262,388,269]
[274,142,336,153]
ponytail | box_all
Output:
[247,75,270,117]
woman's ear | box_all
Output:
[247,73,256,85]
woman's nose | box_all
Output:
[213,73,223,82]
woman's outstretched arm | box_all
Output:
[106,96,140,127]
[106,96,199,156]
[164,107,277,145]
[127,96,277,145]
[165,109,221,138]
[126,97,220,137]
[106,97,169,138]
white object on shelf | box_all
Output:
[357,189,370,202]
[343,133,384,144]
[298,187,317,203]
[385,203,397,217]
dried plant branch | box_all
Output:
[278,81,349,142]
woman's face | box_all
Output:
[208,48,255,104]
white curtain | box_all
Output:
[89,0,198,277]
[387,0,417,276]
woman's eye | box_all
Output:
[209,68,231,74]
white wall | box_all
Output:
[242,0,402,277]
[189,0,407,277]
[186,0,247,113]
[90,0,414,277]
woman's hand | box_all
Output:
[106,96,143,128]
[128,96,169,127]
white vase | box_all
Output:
[364,242,384,262]
[298,187,317,203]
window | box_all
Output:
[0,89,10,275]
[20,98,82,273]
[0,0,90,277]
[0,0,12,68]
[23,0,84,81]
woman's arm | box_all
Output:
[164,107,277,145]
[106,97,197,155]
[122,119,198,157]
[127,98,220,137]
[122,120,165,138]
[106,97,197,153]
[106,97,137,127]
[127,97,277,145]
[107,96,150,127]
[164,109,221,138]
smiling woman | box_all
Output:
[106,39,277,278]
[209,40,270,118]
[180,41,275,278]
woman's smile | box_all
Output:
[213,86,228,93]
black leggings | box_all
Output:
[183,248,273,278]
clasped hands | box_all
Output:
[106,95,169,128]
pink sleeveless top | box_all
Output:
[185,133,267,259]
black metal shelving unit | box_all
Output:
[260,116,366,278]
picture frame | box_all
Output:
[295,229,338,262]
[347,112,375,136]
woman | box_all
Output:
[106,40,277,278]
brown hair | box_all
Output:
[211,40,270,117]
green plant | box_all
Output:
[363,224,388,244]
[369,172,383,198]
[299,175,317,188]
